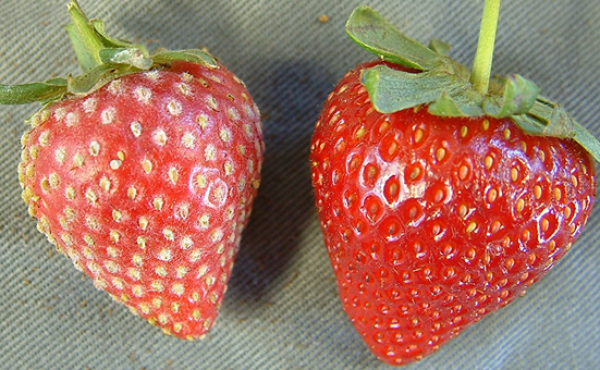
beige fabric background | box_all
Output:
[1,0,599,369]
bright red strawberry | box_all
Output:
[4,1,263,339]
[311,6,598,366]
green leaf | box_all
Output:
[361,64,463,114]
[153,49,218,68]
[99,48,153,70]
[345,6,445,71]
[0,80,67,104]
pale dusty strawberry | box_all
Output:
[5,1,263,339]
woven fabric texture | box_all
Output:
[1,1,599,369]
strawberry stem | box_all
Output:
[470,0,501,95]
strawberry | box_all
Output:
[2,1,263,339]
[310,5,599,366]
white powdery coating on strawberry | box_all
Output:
[19,62,264,340]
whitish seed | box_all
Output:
[189,249,202,262]
[172,283,185,296]
[65,112,78,127]
[100,176,111,192]
[196,114,209,130]
[85,189,98,204]
[134,87,152,103]
[204,145,216,161]
[167,100,183,116]
[196,174,207,188]
[108,80,123,95]
[112,209,123,222]
[197,265,208,278]
[181,236,193,249]
[82,98,97,113]
[152,129,168,146]
[131,121,142,137]
[133,254,143,267]
[38,131,50,147]
[127,186,137,200]
[55,147,67,164]
[110,230,120,243]
[139,216,149,230]
[206,95,219,111]
[168,167,180,184]
[158,248,172,262]
[101,108,116,124]
[74,153,85,167]
[155,266,168,277]
[137,236,147,249]
[182,132,195,148]
[142,159,153,174]
[89,141,100,156]
[226,107,240,121]
[219,129,231,142]
[163,228,175,241]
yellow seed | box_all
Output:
[466,222,477,233]
[541,218,550,232]
[511,168,518,182]
[414,128,424,143]
[534,185,542,199]
[127,186,137,200]
[355,127,366,139]
[553,187,562,201]
[482,119,490,130]
[173,323,183,333]
[142,159,153,174]
[516,198,525,212]
[436,148,446,161]
[458,165,469,180]
[484,156,493,170]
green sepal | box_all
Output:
[99,48,153,70]
[91,19,148,53]
[361,65,462,113]
[1,0,220,108]
[350,6,600,162]
[345,6,445,71]
[66,64,121,95]
[153,49,218,68]
[66,0,105,72]
[429,39,452,56]
[510,96,600,162]
[483,74,539,118]
[0,79,67,105]
[428,91,485,117]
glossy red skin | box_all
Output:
[19,61,264,339]
[310,60,596,366]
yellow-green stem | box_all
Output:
[470,0,501,95]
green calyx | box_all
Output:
[346,5,600,162]
[0,0,217,107]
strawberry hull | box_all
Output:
[310,61,596,365]
[19,61,264,339]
